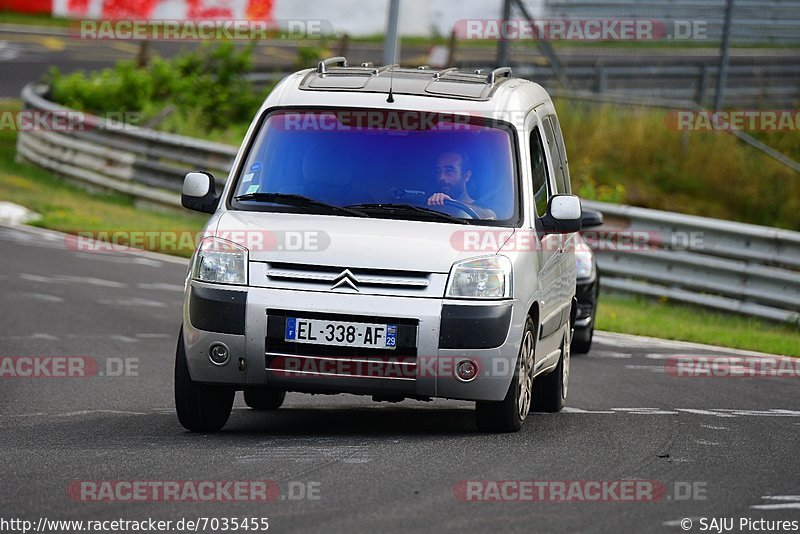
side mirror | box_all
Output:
[182,172,219,214]
[580,207,604,228]
[542,194,582,234]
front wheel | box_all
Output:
[475,316,536,433]
[532,328,570,413]
[174,330,234,432]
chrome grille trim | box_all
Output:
[266,269,429,287]
[264,263,430,289]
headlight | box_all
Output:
[575,242,594,279]
[446,256,512,299]
[191,237,248,285]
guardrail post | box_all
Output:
[696,65,709,104]
[714,0,735,111]
[595,63,606,93]
[337,33,350,58]
[447,28,458,66]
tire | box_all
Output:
[532,328,570,413]
[475,316,536,433]
[244,388,286,411]
[174,330,234,432]
[572,282,599,354]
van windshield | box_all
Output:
[230,109,518,225]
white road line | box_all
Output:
[20,273,128,288]
[5,223,190,265]
[678,409,738,418]
[587,351,632,359]
[137,282,184,292]
[752,496,800,510]
[624,364,666,372]
[98,297,167,308]
[663,518,699,527]
[562,407,615,414]
[0,410,146,418]
[611,407,678,414]
[595,331,788,358]
[563,408,800,418]
[0,333,60,341]
[0,41,21,60]
[752,503,800,510]
[694,439,721,446]
[18,293,65,303]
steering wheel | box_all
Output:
[390,187,481,219]
[441,198,481,219]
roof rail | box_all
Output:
[316,57,348,74]
[486,67,512,84]
[433,67,458,79]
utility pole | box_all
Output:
[496,0,512,66]
[383,0,401,66]
[714,0,734,111]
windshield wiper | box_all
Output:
[234,193,367,217]
[344,203,469,224]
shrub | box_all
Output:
[48,42,269,140]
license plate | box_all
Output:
[285,318,397,350]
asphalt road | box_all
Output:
[1,222,799,533]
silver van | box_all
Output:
[176,59,582,433]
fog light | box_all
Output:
[208,343,229,366]
[455,359,478,382]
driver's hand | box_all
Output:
[427,193,452,206]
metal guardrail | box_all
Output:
[16,82,800,324]
[541,0,800,44]
[582,200,800,324]
[16,83,236,208]
[250,59,800,108]
[513,63,800,104]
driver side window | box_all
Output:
[529,126,550,218]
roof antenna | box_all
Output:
[387,66,395,103]
[384,0,400,103]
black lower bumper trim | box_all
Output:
[439,303,512,349]
[189,284,246,335]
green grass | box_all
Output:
[556,101,800,230]
[597,294,800,357]
[0,100,207,257]
[0,11,70,27]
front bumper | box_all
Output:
[574,274,598,334]
[182,281,526,402]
